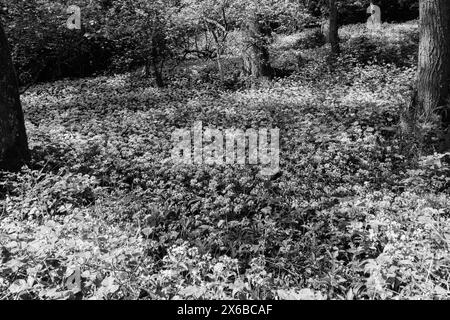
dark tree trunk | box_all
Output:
[242,14,273,80]
[329,0,340,55]
[417,0,450,123]
[149,32,165,88]
[150,55,164,88]
[0,21,29,171]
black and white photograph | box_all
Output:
[1,0,450,304]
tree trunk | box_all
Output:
[329,0,340,55]
[417,0,450,123]
[0,21,29,171]
[242,14,273,80]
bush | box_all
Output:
[306,1,418,25]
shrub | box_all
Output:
[273,29,325,52]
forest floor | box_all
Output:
[1,22,450,300]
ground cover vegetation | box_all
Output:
[2,0,450,300]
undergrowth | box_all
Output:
[1,22,450,300]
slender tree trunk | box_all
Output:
[329,0,340,55]
[205,23,225,84]
[321,21,330,43]
[0,21,29,171]
[150,33,165,88]
[417,0,450,122]
[214,36,225,84]
[242,14,273,80]
[151,57,164,88]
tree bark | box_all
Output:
[0,21,29,171]
[242,14,273,80]
[329,0,340,55]
[417,0,450,124]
